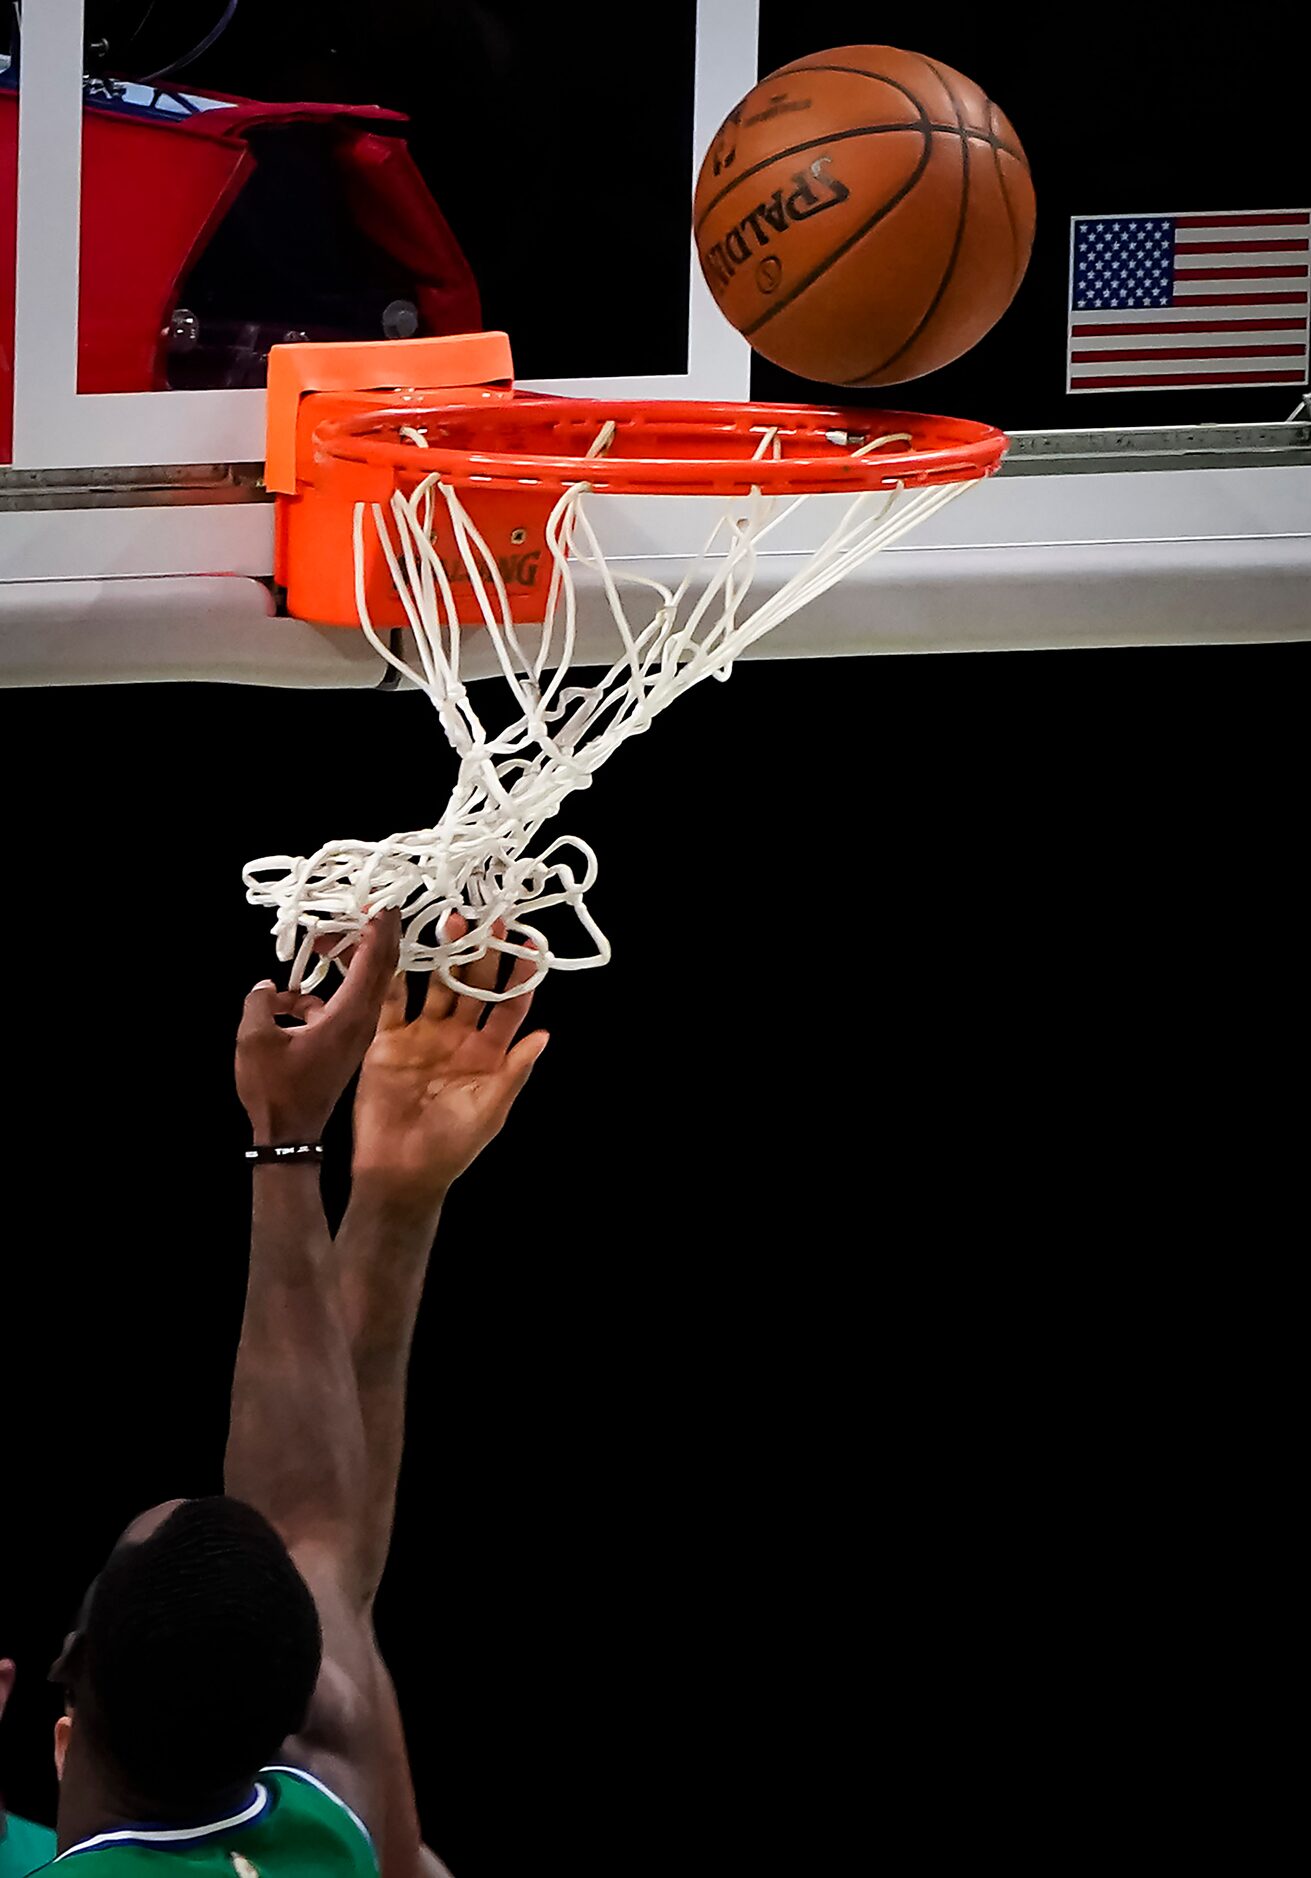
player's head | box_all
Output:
[51,1496,322,1815]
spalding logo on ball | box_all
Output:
[694,44,1036,386]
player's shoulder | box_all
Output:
[0,1812,58,1878]
[259,1763,378,1869]
[32,1769,376,1876]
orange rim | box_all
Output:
[310,397,1008,496]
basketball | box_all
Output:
[693,45,1036,386]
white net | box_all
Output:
[244,423,974,999]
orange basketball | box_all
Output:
[693,45,1035,386]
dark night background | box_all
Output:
[1,3,1304,1872]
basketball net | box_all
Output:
[244,423,973,1000]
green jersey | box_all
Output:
[0,1812,58,1878]
[39,1768,376,1877]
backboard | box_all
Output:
[1,0,1307,686]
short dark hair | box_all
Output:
[79,1497,321,1805]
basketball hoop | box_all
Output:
[249,363,1007,999]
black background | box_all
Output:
[0,4,1305,1873]
[0,652,1302,1872]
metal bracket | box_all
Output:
[1003,422,1311,475]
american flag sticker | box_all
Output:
[1067,209,1311,392]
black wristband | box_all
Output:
[245,1143,324,1166]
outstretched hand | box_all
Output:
[352,916,549,1208]
[237,910,402,1143]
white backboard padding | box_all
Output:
[0,578,387,686]
[432,535,1311,673]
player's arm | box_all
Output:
[328,920,548,1878]
[332,919,548,1603]
[226,913,401,1846]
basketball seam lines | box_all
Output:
[996,152,1034,300]
[695,119,1024,236]
[987,103,1023,294]
[697,124,916,234]
[696,65,1025,234]
[695,68,936,233]
[705,76,936,341]
[840,56,973,386]
[739,132,935,341]
[764,62,1026,161]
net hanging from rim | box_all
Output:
[245,398,1006,1000]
